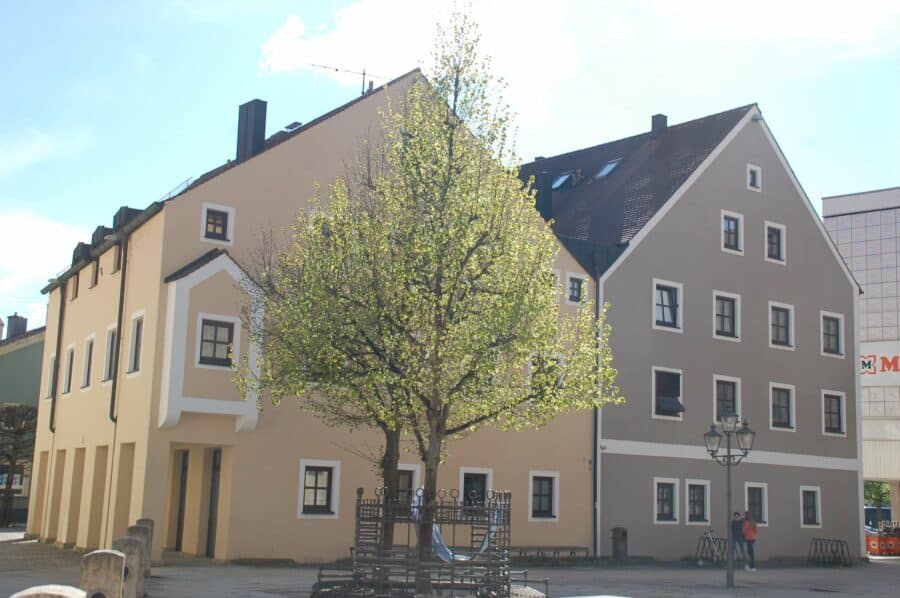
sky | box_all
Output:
[2,0,899,328]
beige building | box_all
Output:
[26,71,862,563]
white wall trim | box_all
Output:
[799,485,823,528]
[158,252,261,432]
[194,312,242,370]
[712,374,742,424]
[720,209,744,256]
[769,381,797,432]
[685,478,711,526]
[651,278,683,333]
[200,202,236,247]
[528,470,560,522]
[764,221,787,265]
[297,459,341,520]
[602,439,858,471]
[821,389,848,438]
[819,310,846,359]
[652,477,679,525]
[712,290,741,342]
[597,108,757,287]
[768,300,795,351]
[745,482,769,527]
[651,365,684,421]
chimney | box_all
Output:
[651,113,668,138]
[236,99,267,163]
[536,170,553,221]
[7,313,27,339]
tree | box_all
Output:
[241,11,621,590]
[865,480,891,527]
[0,404,37,527]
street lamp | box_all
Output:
[704,416,755,588]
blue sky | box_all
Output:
[2,0,899,326]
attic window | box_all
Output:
[552,173,572,190]
[594,159,621,179]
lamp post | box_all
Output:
[703,414,755,588]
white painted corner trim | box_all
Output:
[158,252,262,432]
[602,439,858,471]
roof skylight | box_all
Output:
[552,172,572,190]
[594,159,621,180]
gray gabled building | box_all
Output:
[522,104,862,560]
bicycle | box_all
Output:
[695,529,727,567]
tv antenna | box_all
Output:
[311,64,387,95]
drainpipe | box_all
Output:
[591,254,602,558]
[49,281,67,432]
[109,238,129,423]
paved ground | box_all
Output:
[2,530,899,597]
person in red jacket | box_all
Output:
[743,510,758,571]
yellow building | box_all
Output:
[26,70,593,562]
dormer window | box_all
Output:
[594,159,621,180]
[201,203,235,245]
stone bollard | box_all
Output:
[127,524,151,578]
[112,536,145,598]
[10,585,86,598]
[135,518,154,564]
[80,549,125,598]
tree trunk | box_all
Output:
[0,456,16,528]
[416,438,442,596]
[380,427,401,551]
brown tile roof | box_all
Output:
[520,104,756,275]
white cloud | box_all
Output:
[0,212,89,327]
[0,129,90,177]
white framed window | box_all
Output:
[651,366,684,421]
[713,290,741,341]
[652,278,683,332]
[721,210,744,255]
[685,479,711,525]
[102,324,117,383]
[201,202,236,246]
[81,334,95,390]
[747,164,762,191]
[800,485,822,528]
[528,470,560,522]
[820,311,845,358]
[565,273,585,305]
[768,301,795,350]
[459,467,493,506]
[195,313,241,370]
[653,477,679,524]
[769,382,796,432]
[61,346,75,395]
[713,374,741,422]
[745,482,769,527]
[821,390,847,437]
[127,311,145,375]
[46,356,57,398]
[765,221,786,264]
[298,459,341,519]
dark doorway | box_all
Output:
[174,450,189,552]
[205,449,222,558]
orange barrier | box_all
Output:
[867,531,900,556]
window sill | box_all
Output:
[764,257,786,266]
[686,519,710,526]
[821,351,845,360]
[769,342,795,351]
[714,333,741,343]
[721,247,744,256]
[801,522,822,529]
[770,425,796,433]
[299,509,338,520]
[653,323,683,334]
[652,414,684,421]
[654,518,679,525]
[528,514,559,522]
[201,236,234,247]
[196,361,234,371]
[822,430,847,438]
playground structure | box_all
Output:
[313,487,513,596]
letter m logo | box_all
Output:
[860,355,877,375]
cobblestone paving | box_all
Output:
[2,534,898,597]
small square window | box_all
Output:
[205,209,229,241]
[567,275,584,304]
[766,222,786,263]
[199,319,235,367]
[747,164,761,191]
[302,466,334,514]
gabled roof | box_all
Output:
[520,104,756,274]
[163,249,228,283]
